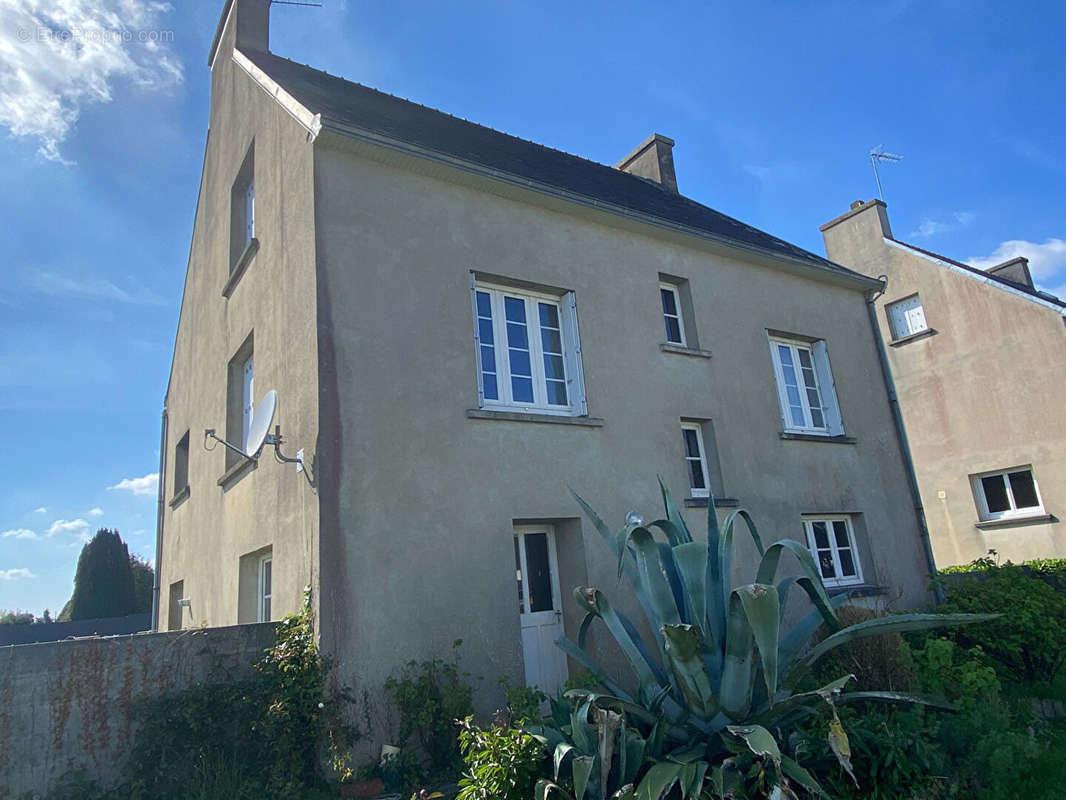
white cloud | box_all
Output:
[48,517,89,539]
[0,0,183,162]
[909,211,975,239]
[108,472,158,496]
[2,528,38,539]
[33,507,46,513]
[29,271,164,305]
[87,507,103,517]
[966,238,1066,295]
[0,568,36,580]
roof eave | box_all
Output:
[314,117,878,292]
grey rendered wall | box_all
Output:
[822,202,1066,566]
[312,138,933,713]
[157,15,320,632]
[0,623,276,797]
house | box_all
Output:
[821,200,1066,567]
[155,0,935,703]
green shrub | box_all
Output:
[498,677,547,725]
[935,556,1066,685]
[383,639,474,787]
[455,717,548,800]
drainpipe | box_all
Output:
[151,403,168,630]
[865,278,944,603]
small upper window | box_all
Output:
[660,283,686,345]
[241,353,254,451]
[681,422,710,498]
[886,294,928,340]
[972,467,1044,521]
[471,279,587,415]
[226,332,254,470]
[803,516,862,587]
[173,430,190,498]
[768,336,843,436]
[230,143,255,269]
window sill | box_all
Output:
[218,457,257,488]
[684,497,739,508]
[168,485,190,509]
[222,237,259,298]
[975,513,1056,530]
[779,432,856,444]
[660,342,712,359]
[466,409,605,427]
[889,328,936,347]
[826,583,887,598]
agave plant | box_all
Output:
[530,482,995,800]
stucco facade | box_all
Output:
[822,200,1066,567]
[157,0,935,707]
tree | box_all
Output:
[131,554,154,614]
[66,528,137,621]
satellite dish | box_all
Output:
[245,389,277,457]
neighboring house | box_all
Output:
[155,0,935,701]
[821,200,1066,567]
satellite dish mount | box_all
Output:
[204,389,305,473]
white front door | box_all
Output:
[514,525,568,696]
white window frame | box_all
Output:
[241,353,254,451]
[257,554,272,622]
[886,294,928,340]
[680,422,710,498]
[245,179,255,245]
[971,466,1045,521]
[659,282,686,346]
[803,515,863,587]
[471,279,587,416]
[768,335,843,436]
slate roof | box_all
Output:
[242,49,870,283]
[894,239,1066,309]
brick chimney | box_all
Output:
[985,256,1034,289]
[616,134,678,194]
[209,0,271,68]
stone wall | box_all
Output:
[0,622,276,797]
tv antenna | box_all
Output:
[869,145,903,201]
[204,389,306,475]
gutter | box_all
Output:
[865,279,944,603]
[316,118,880,293]
[151,404,168,630]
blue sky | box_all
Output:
[1,0,1063,615]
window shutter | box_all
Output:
[811,341,843,435]
[562,291,588,416]
[469,275,485,407]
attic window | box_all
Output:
[886,294,928,340]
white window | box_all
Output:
[257,554,272,622]
[660,283,686,345]
[769,336,843,435]
[803,516,862,587]
[972,467,1044,521]
[245,179,255,245]
[241,353,254,451]
[681,423,710,498]
[471,280,587,415]
[887,294,928,340]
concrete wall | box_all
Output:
[312,136,933,708]
[0,623,276,797]
[822,200,1066,566]
[157,6,320,633]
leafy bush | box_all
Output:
[383,639,475,786]
[124,588,351,799]
[499,677,548,725]
[935,554,1066,685]
[528,481,990,799]
[455,716,548,800]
